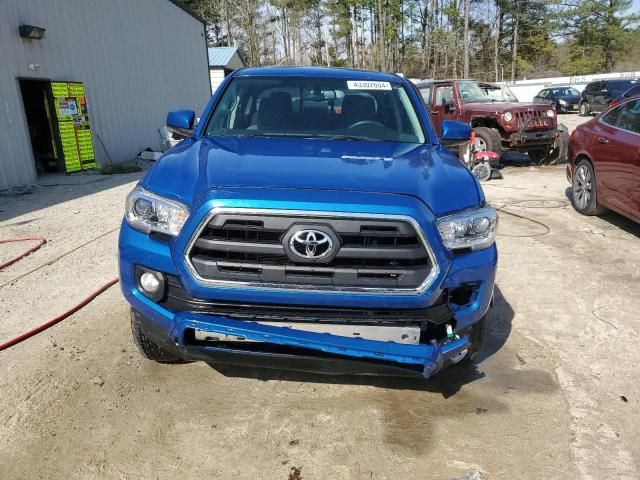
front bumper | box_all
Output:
[508,128,560,149]
[119,191,497,378]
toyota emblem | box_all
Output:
[289,229,334,259]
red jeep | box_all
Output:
[415,79,568,164]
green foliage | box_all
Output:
[178,0,640,79]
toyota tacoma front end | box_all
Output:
[119,67,498,379]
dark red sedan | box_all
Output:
[568,97,640,223]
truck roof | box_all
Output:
[236,66,403,83]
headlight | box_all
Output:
[125,186,189,236]
[558,99,567,106]
[546,109,555,118]
[503,111,513,122]
[437,207,498,251]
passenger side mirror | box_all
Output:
[166,110,196,138]
[440,120,471,146]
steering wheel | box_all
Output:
[347,120,386,130]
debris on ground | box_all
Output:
[90,376,105,387]
[453,470,486,480]
[288,466,303,480]
[100,164,142,175]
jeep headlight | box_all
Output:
[437,207,498,251]
[546,109,555,118]
[503,111,513,122]
[558,99,567,106]
[125,186,189,236]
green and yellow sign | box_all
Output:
[50,81,96,173]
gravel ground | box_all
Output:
[1,136,639,479]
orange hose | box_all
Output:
[0,236,119,352]
[0,237,47,270]
[0,279,119,352]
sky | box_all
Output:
[633,0,640,13]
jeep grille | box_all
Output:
[515,110,555,131]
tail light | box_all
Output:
[609,98,618,107]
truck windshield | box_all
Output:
[458,81,515,103]
[204,76,425,143]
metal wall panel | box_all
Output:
[0,0,211,191]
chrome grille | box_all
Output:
[185,210,436,292]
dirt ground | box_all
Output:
[2,115,639,479]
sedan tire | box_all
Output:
[572,159,607,216]
[579,102,590,117]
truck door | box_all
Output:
[431,83,457,136]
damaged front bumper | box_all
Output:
[178,314,470,379]
[131,304,471,379]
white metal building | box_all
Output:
[208,47,246,94]
[0,0,211,192]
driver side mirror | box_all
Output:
[440,120,471,147]
[166,110,196,138]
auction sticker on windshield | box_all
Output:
[347,80,392,90]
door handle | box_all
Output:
[597,137,609,144]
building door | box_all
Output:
[18,79,60,174]
[19,79,97,176]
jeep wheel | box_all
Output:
[579,102,590,117]
[131,308,182,363]
[473,127,503,158]
[572,159,607,216]
[527,150,548,165]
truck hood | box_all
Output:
[143,136,482,217]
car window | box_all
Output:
[601,105,622,126]
[419,86,432,105]
[435,85,454,105]
[204,76,426,143]
[610,80,638,96]
[551,88,579,96]
[623,85,640,98]
[616,100,640,134]
[538,90,548,98]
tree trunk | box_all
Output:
[511,2,518,82]
[495,5,503,82]
[463,0,470,78]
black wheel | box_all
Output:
[579,102,590,117]
[527,150,548,165]
[473,127,503,158]
[572,159,607,216]
[130,308,182,363]
[451,314,487,367]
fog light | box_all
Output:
[135,266,166,301]
[140,272,161,293]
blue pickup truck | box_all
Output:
[118,67,497,379]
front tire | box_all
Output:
[130,308,182,363]
[579,102,590,117]
[473,127,503,158]
[572,159,607,215]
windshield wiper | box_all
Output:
[324,134,382,142]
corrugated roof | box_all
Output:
[208,47,243,68]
